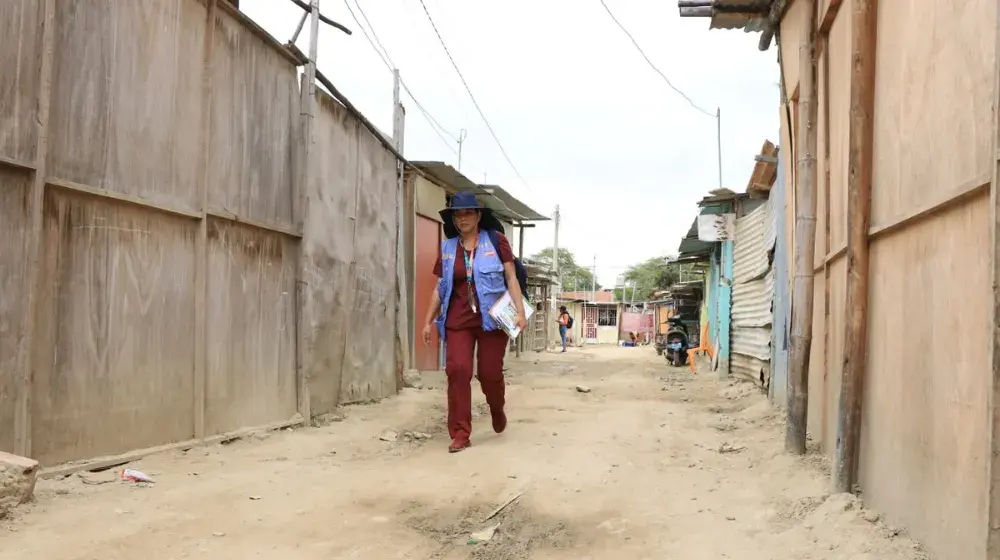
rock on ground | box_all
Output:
[402,370,423,389]
[0,451,38,518]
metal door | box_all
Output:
[414,215,441,370]
[583,305,598,343]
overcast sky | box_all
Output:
[241,0,780,286]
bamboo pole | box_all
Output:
[786,0,819,455]
[834,0,878,493]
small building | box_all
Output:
[677,189,764,376]
[559,290,622,345]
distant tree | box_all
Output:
[530,247,601,292]
[614,256,701,301]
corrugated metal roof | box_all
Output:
[410,161,483,194]
[479,184,549,221]
[408,162,548,223]
[678,0,772,33]
[710,12,769,32]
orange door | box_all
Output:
[415,216,442,370]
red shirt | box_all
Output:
[433,232,515,331]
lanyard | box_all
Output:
[463,244,477,314]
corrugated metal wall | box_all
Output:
[769,155,789,407]
[731,200,774,387]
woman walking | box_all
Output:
[557,305,570,352]
[421,192,528,453]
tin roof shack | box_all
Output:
[678,189,764,378]
[402,162,548,370]
[680,2,996,559]
[520,258,557,353]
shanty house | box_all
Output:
[680,1,997,558]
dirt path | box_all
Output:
[2,346,927,559]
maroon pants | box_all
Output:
[444,327,508,442]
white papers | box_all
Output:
[488,292,534,340]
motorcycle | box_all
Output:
[664,316,689,367]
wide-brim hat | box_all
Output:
[440,191,505,239]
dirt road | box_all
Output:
[2,346,927,559]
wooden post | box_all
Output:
[293,0,321,420]
[988,0,1000,552]
[12,0,56,458]
[193,0,218,439]
[516,224,524,357]
[834,0,878,494]
[988,0,1000,550]
[786,0,819,455]
[393,70,411,382]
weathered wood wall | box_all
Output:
[303,92,399,414]
[779,1,994,559]
[0,0,400,466]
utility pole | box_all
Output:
[716,107,723,189]
[552,205,560,296]
[551,205,560,351]
[392,69,411,377]
[457,129,467,171]
[591,256,596,302]
[291,0,322,423]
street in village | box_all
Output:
[1,347,925,560]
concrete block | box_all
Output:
[0,451,38,518]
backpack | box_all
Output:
[566,314,574,329]
[486,229,529,301]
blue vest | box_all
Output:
[436,231,506,339]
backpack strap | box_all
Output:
[485,229,500,254]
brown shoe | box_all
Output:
[449,439,471,453]
[492,410,507,434]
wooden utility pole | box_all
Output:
[293,0,321,420]
[786,0,819,455]
[516,224,525,357]
[392,69,411,380]
[988,0,1000,546]
[835,0,878,493]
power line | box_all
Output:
[401,80,460,143]
[351,0,395,68]
[338,0,535,221]
[340,0,458,150]
[348,0,460,144]
[415,0,533,192]
[598,0,715,117]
